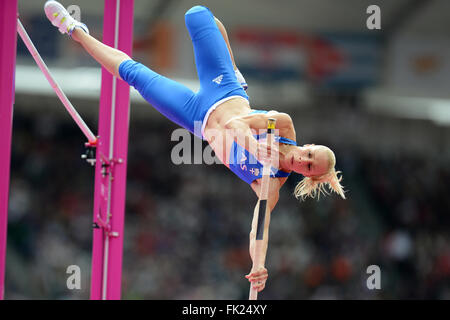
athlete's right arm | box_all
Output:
[225,117,259,155]
[225,117,278,163]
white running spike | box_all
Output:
[44,1,89,37]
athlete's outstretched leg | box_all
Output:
[72,27,197,132]
[71,11,237,82]
[44,1,198,134]
[70,15,239,84]
[71,29,130,79]
[45,0,129,79]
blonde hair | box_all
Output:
[293,147,346,200]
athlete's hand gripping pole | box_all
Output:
[249,118,276,300]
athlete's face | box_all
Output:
[288,145,333,177]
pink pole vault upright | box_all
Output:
[90,0,134,300]
[0,0,18,300]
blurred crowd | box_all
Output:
[4,109,450,299]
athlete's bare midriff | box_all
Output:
[205,97,251,133]
[202,97,250,166]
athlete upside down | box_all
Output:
[45,1,345,294]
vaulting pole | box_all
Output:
[249,119,276,300]
[90,0,134,300]
[0,0,18,300]
[16,19,97,144]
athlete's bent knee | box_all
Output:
[185,5,209,17]
[184,5,215,40]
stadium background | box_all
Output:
[5,0,450,299]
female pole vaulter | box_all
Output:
[44,1,346,294]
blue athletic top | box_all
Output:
[228,110,297,185]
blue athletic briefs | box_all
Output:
[119,5,248,138]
